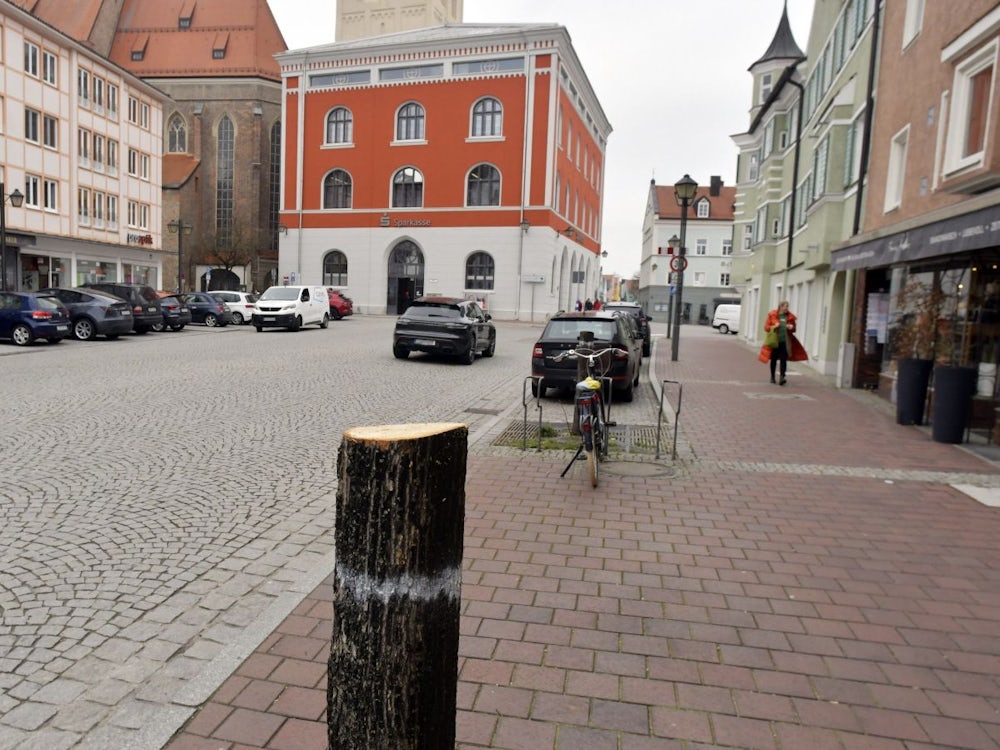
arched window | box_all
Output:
[392,167,423,207]
[467,163,500,206]
[326,107,353,144]
[396,102,425,141]
[465,252,494,290]
[696,198,710,218]
[323,169,353,209]
[216,115,234,247]
[323,250,348,286]
[168,114,187,153]
[471,97,502,137]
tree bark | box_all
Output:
[328,423,467,750]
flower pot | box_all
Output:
[931,365,977,443]
[896,358,933,425]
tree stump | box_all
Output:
[328,423,467,750]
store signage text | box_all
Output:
[127,233,154,246]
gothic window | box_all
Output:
[216,115,234,247]
[467,163,500,206]
[168,114,187,153]
[323,169,353,209]
[392,167,423,207]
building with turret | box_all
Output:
[336,0,463,41]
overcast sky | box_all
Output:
[269,0,815,277]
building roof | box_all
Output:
[108,0,287,81]
[653,184,736,221]
[749,1,805,70]
[162,153,201,189]
[10,0,105,44]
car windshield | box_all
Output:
[544,319,617,341]
[34,295,63,311]
[139,287,159,303]
[259,288,300,301]
[403,305,461,320]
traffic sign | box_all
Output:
[669,255,688,272]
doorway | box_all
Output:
[387,240,424,314]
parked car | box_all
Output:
[80,283,163,334]
[0,291,70,346]
[601,302,652,356]
[392,296,495,365]
[182,292,231,327]
[326,288,354,320]
[37,287,133,341]
[154,296,192,331]
[211,290,257,325]
[252,285,330,331]
[712,303,741,335]
[531,310,641,401]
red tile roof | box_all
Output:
[655,185,736,221]
[163,154,200,188]
[109,0,287,81]
[11,0,105,45]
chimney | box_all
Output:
[710,175,723,196]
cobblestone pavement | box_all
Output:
[0,316,559,750]
[162,323,1000,750]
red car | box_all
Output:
[327,289,353,320]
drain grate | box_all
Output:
[607,424,660,453]
[492,421,662,454]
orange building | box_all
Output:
[275,23,611,319]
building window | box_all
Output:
[78,68,90,106]
[268,121,281,251]
[742,224,752,250]
[107,140,118,173]
[216,115,235,246]
[323,250,348,286]
[24,175,40,207]
[465,252,495,290]
[128,96,139,124]
[392,167,424,207]
[696,198,709,218]
[945,41,996,174]
[139,203,149,230]
[885,125,909,212]
[748,152,759,181]
[467,163,500,207]
[326,107,353,144]
[78,187,90,224]
[902,0,925,48]
[140,153,149,181]
[24,41,38,77]
[43,115,57,149]
[759,72,772,103]
[168,115,187,152]
[722,239,733,256]
[812,135,829,203]
[107,195,118,226]
[92,77,104,111]
[395,102,425,141]
[471,97,502,137]
[127,147,138,176]
[127,200,138,227]
[107,84,118,117]
[42,179,56,211]
[92,135,104,170]
[322,169,352,209]
[24,108,39,143]
[695,239,707,256]
[720,272,731,286]
[140,103,149,129]
[42,50,56,85]
[93,190,104,226]
[845,112,864,186]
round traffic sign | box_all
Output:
[669,255,688,273]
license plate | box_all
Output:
[148,307,156,312]
[264,317,275,322]
[415,339,435,346]
[56,325,68,331]
[180,307,189,312]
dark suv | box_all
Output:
[531,310,641,401]
[393,296,495,364]
[602,302,651,356]
[81,283,163,334]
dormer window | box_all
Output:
[212,32,228,60]
[179,0,195,29]
[179,17,192,29]
[130,34,148,62]
[696,198,710,218]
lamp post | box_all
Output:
[665,234,680,340]
[168,219,192,293]
[670,174,698,362]
[1,183,25,292]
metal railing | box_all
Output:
[655,379,683,460]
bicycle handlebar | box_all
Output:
[552,347,627,362]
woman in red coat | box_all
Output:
[758,300,808,384]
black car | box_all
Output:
[81,283,162,334]
[0,291,70,346]
[602,302,652,356]
[38,287,133,341]
[531,310,641,401]
[181,292,231,326]
[154,296,192,331]
[393,296,496,365]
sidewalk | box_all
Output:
[165,327,1000,750]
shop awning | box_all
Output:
[830,203,1000,271]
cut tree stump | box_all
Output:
[328,423,467,750]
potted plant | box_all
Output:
[930,267,977,443]
[890,273,940,425]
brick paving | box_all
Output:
[165,327,1000,749]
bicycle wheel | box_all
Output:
[586,444,599,487]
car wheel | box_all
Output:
[320,313,330,329]
[393,344,409,359]
[619,378,635,403]
[461,343,476,365]
[231,312,244,325]
[205,313,218,327]
[170,325,183,331]
[289,315,302,331]
[718,324,729,335]
[73,318,97,341]
[255,325,263,332]
[530,379,543,398]
[642,342,651,357]
[483,333,496,358]
[11,324,34,346]
[151,321,165,332]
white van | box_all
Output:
[252,285,330,332]
[712,304,740,334]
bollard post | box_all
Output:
[329,422,467,750]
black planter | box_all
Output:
[896,358,933,425]
[931,365,977,443]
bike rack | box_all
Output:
[523,376,544,452]
[655,379,683,460]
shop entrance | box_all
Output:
[387,240,424,314]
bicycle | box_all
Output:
[553,347,625,487]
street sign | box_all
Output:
[669,255,688,272]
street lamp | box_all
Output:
[670,174,698,362]
[1,182,25,292]
[168,219,192,293]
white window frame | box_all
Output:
[78,187,90,225]
[107,195,118,228]
[42,50,57,85]
[78,68,90,106]
[107,140,118,174]
[92,134,104,172]
[43,114,57,149]
[43,179,57,212]
[139,203,149,230]
[107,84,118,117]
[722,239,733,256]
[24,108,40,143]
[24,41,38,77]
[695,239,707,256]
[93,190,104,227]
[140,153,149,181]
[902,0,925,48]
[944,39,997,175]
[696,199,709,218]
[885,124,909,212]
[24,175,40,208]
[127,148,138,176]
[127,199,138,228]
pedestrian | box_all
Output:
[575,299,583,311]
[584,298,593,310]
[758,300,807,384]
[593,298,602,311]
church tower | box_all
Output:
[336,0,463,41]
